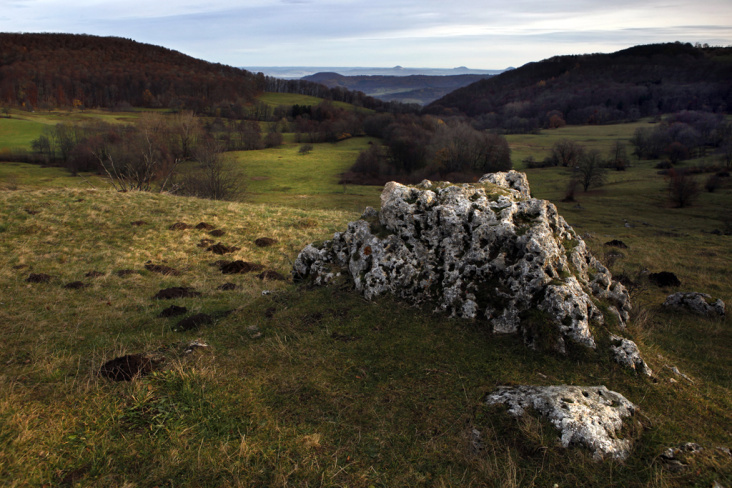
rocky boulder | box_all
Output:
[662,292,725,318]
[486,385,638,461]
[294,171,637,358]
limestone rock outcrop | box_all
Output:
[662,292,725,318]
[486,385,638,460]
[294,171,638,357]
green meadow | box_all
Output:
[0,109,730,487]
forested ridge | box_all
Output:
[427,42,732,132]
[0,33,411,115]
[0,33,263,112]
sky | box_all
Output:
[2,0,732,70]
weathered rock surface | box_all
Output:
[486,385,638,460]
[662,292,725,318]
[294,171,637,357]
[610,334,653,376]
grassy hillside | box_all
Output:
[0,114,730,486]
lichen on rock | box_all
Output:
[486,385,638,461]
[662,292,725,318]
[294,171,641,361]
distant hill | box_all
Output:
[244,66,505,79]
[301,72,495,105]
[0,33,260,112]
[427,42,732,130]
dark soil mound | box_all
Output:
[174,313,214,332]
[115,269,138,277]
[649,271,681,287]
[63,281,87,289]
[197,238,215,248]
[169,222,190,230]
[258,270,286,281]
[220,260,265,274]
[210,229,225,237]
[26,273,51,283]
[12,264,28,270]
[145,263,181,276]
[99,354,155,381]
[130,220,147,226]
[85,270,105,278]
[211,260,231,268]
[207,242,240,255]
[254,237,278,247]
[195,222,215,230]
[153,287,201,300]
[24,208,40,215]
[604,239,628,249]
[159,305,188,317]
[218,283,239,291]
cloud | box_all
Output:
[1,0,730,67]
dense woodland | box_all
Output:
[0,33,412,116]
[427,43,732,133]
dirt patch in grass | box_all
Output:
[604,239,628,248]
[145,263,181,276]
[158,305,188,317]
[26,273,51,283]
[218,283,239,291]
[152,287,201,300]
[195,222,215,230]
[258,270,286,281]
[85,270,105,278]
[174,313,214,332]
[649,271,681,287]
[207,242,240,255]
[209,229,225,237]
[220,260,265,274]
[255,237,278,247]
[99,354,156,381]
[197,238,215,248]
[63,281,87,289]
[130,220,147,226]
[115,269,138,277]
[169,222,190,230]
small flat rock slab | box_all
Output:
[662,292,725,317]
[487,385,638,461]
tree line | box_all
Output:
[427,43,732,134]
[343,114,512,184]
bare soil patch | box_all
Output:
[254,237,278,247]
[220,260,265,274]
[195,222,215,230]
[130,220,147,226]
[159,305,188,317]
[649,271,681,287]
[218,283,239,291]
[207,242,240,255]
[169,222,190,230]
[174,313,214,332]
[85,270,105,278]
[99,354,156,381]
[197,238,215,248]
[258,270,286,281]
[26,273,51,283]
[115,269,138,277]
[152,287,201,300]
[209,229,226,237]
[145,263,181,276]
[63,281,87,289]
